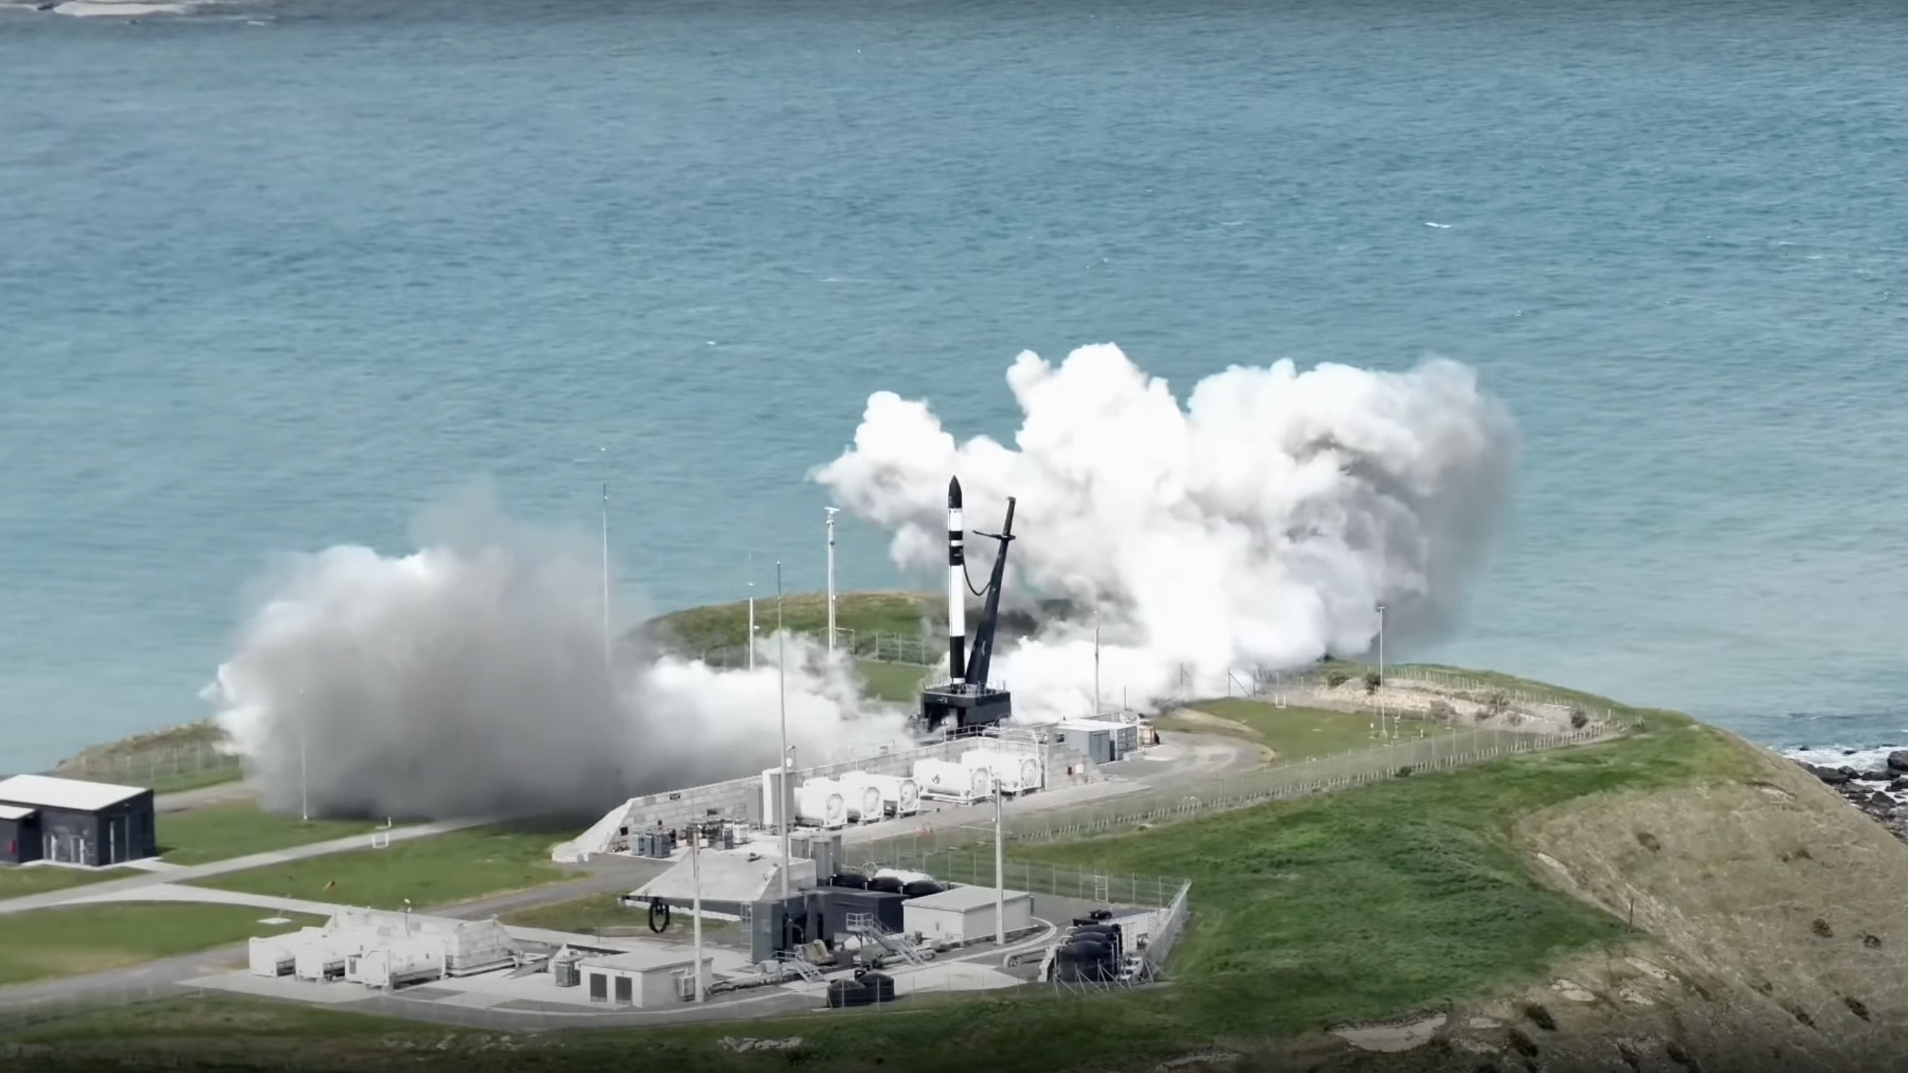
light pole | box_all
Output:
[1376,603,1388,739]
[600,480,612,667]
[824,508,839,657]
[1093,606,1102,716]
[690,819,706,1002]
[777,561,790,903]
[747,553,756,672]
[298,686,309,822]
[994,775,1006,947]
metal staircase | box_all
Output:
[846,912,931,966]
[773,952,824,984]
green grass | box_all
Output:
[0,865,142,899]
[856,658,930,703]
[1166,698,1465,761]
[9,717,1759,1073]
[650,590,936,654]
[0,903,324,987]
[186,825,570,910]
[157,802,376,866]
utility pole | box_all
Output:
[994,776,1006,947]
[691,821,706,1002]
[777,561,790,903]
[824,508,839,657]
[747,554,756,672]
[299,727,309,822]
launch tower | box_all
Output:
[919,477,1017,735]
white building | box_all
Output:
[902,884,1033,945]
[578,947,713,1007]
[248,909,513,989]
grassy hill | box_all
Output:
[11,675,1904,1072]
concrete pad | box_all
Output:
[888,960,1018,995]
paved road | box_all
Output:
[154,781,256,813]
[0,819,485,918]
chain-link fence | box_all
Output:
[45,742,241,792]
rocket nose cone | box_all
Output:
[947,476,963,509]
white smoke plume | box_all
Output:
[813,344,1518,723]
[206,483,909,820]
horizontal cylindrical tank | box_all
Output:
[915,758,989,799]
[793,780,848,829]
[873,867,935,885]
[962,748,1036,793]
[864,773,920,815]
[834,772,887,822]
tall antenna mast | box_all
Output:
[776,560,790,902]
[747,553,756,672]
[600,480,611,667]
[824,507,840,657]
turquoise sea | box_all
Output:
[3,0,1905,771]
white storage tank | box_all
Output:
[834,772,886,823]
[865,773,920,815]
[961,748,1029,793]
[915,758,990,801]
[793,780,848,829]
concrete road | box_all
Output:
[0,819,486,918]
[154,781,256,813]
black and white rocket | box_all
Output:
[946,476,967,686]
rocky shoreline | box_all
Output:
[1795,749,1908,845]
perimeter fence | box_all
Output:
[42,742,240,792]
[693,630,1609,715]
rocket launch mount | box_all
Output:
[920,477,1017,736]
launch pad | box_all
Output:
[919,478,1018,736]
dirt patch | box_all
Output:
[1170,710,1279,764]
[1330,1013,1447,1052]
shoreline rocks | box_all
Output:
[1797,759,1908,846]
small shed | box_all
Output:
[577,948,711,1008]
[0,774,156,867]
[0,804,42,865]
[902,884,1033,945]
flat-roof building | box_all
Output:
[0,774,156,867]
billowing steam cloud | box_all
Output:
[814,344,1517,722]
[206,484,909,820]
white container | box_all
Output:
[865,773,920,815]
[1018,756,1042,792]
[915,758,990,800]
[961,748,1028,793]
[793,781,847,829]
[834,772,887,822]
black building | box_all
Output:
[0,803,41,865]
[0,774,157,867]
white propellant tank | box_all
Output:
[834,772,887,823]
[915,758,991,800]
[864,773,920,816]
[962,748,1036,793]
[794,779,848,829]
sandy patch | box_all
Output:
[1618,986,1655,1006]
[1552,979,1597,1002]
[1624,956,1672,982]
[1331,1013,1447,1052]
[1465,1016,1500,1029]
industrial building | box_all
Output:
[902,884,1033,945]
[572,947,713,1007]
[1049,719,1140,765]
[0,773,156,867]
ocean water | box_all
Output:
[3,0,1905,772]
